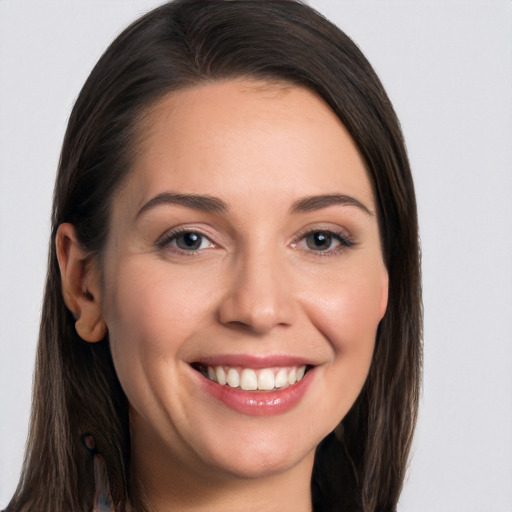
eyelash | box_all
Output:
[155,227,355,256]
[155,227,216,254]
[291,229,355,256]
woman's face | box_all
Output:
[100,80,388,484]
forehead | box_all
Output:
[122,79,374,215]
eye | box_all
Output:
[304,231,338,251]
[156,229,215,252]
[293,229,354,254]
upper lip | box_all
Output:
[188,353,317,369]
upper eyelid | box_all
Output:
[294,231,354,249]
[155,227,216,249]
[291,225,355,245]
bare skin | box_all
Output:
[57,79,388,511]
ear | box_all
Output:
[56,223,107,342]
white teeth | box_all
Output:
[227,368,240,388]
[258,369,275,390]
[240,369,258,390]
[274,368,288,388]
[204,364,308,390]
[215,366,227,385]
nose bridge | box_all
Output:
[218,238,294,333]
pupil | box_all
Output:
[308,231,331,250]
[178,232,201,250]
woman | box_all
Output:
[6,1,421,511]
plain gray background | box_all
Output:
[1,1,511,510]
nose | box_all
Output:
[217,247,295,334]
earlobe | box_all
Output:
[56,223,107,343]
[75,315,107,343]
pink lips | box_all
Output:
[190,355,314,416]
[200,372,313,416]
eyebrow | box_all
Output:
[136,191,373,218]
[136,192,228,218]
[291,194,374,216]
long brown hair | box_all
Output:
[7,1,422,511]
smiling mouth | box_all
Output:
[191,364,311,391]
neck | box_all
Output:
[135,463,314,512]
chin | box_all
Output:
[192,421,323,482]
[207,445,312,480]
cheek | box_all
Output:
[300,260,387,421]
[305,262,387,354]
[102,258,219,397]
[106,258,212,339]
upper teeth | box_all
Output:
[205,365,306,391]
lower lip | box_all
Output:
[196,369,314,416]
